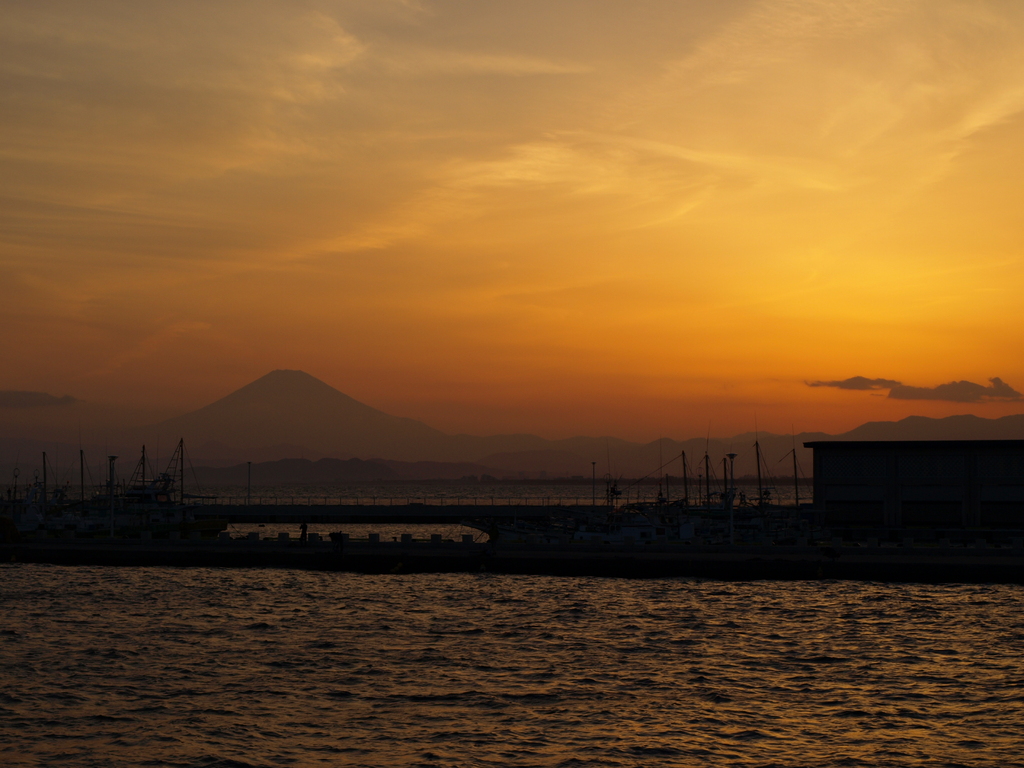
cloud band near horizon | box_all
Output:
[0,391,79,409]
[808,376,1022,403]
[807,377,902,391]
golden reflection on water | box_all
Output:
[1,566,1022,767]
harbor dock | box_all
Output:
[194,502,593,524]
[4,536,1023,583]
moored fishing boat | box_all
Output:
[463,448,808,545]
[4,440,226,538]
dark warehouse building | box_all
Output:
[805,440,1024,533]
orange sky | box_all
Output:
[3,0,1024,441]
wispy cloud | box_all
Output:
[889,377,1022,403]
[4,1,1024,436]
[807,376,902,391]
[380,49,591,77]
[652,0,1024,195]
[0,391,78,408]
[808,375,1022,402]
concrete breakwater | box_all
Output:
[4,536,1024,583]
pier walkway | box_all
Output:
[5,537,1023,583]
[196,501,603,524]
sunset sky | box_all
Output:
[3,0,1024,441]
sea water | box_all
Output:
[1,565,1022,767]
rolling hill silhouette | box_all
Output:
[4,371,1021,482]
[148,370,641,469]
[839,413,1024,441]
[138,370,1024,479]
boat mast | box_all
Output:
[726,453,737,544]
[179,439,185,504]
[80,449,85,505]
[755,440,763,508]
[42,451,47,514]
[703,453,711,509]
[141,445,146,488]
[681,451,688,508]
[659,438,664,503]
[792,448,800,509]
[108,455,117,537]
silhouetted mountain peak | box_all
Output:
[139,370,1024,473]
[151,370,448,461]
[197,369,385,418]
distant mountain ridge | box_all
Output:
[138,370,1024,480]
[839,413,1024,441]
[4,371,1022,482]
[190,457,501,486]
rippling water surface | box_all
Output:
[2,565,1022,767]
